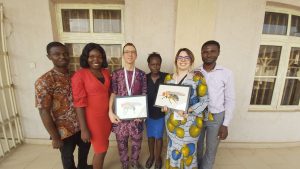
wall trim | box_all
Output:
[24,138,119,146]
[25,138,300,148]
[50,0,124,4]
[219,141,300,148]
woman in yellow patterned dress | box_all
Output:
[163,48,208,169]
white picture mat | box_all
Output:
[154,84,190,111]
[115,95,148,119]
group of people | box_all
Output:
[35,40,235,169]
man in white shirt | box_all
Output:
[195,40,235,169]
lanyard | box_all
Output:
[176,74,187,85]
[124,68,136,96]
[178,74,187,85]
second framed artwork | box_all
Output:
[114,95,148,120]
[154,84,191,111]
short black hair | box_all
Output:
[46,41,65,54]
[80,43,108,68]
[201,40,220,50]
[147,52,162,63]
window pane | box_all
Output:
[69,57,80,74]
[101,44,122,71]
[281,79,300,105]
[65,43,122,73]
[62,9,89,32]
[281,47,300,105]
[66,43,86,57]
[93,10,121,33]
[65,43,85,74]
[255,45,281,76]
[286,47,300,77]
[290,15,300,37]
[263,12,288,35]
[250,78,276,105]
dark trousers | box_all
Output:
[59,132,91,169]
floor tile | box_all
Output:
[216,164,246,169]
[0,143,300,169]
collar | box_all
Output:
[52,68,70,77]
[147,72,164,79]
[197,64,223,72]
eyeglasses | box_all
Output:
[123,50,137,54]
[177,56,191,61]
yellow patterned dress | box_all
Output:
[164,72,208,169]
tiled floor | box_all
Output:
[0,141,300,169]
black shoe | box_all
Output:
[78,165,93,169]
[86,165,93,169]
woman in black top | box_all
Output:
[145,52,167,169]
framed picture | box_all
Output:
[154,84,191,111]
[114,95,148,120]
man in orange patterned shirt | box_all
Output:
[35,42,91,169]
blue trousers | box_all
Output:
[197,112,224,169]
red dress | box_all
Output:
[72,68,112,153]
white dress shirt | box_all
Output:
[195,65,235,126]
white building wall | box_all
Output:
[1,0,56,139]
[0,0,176,139]
[1,0,300,143]
[214,0,300,142]
[174,0,218,66]
[124,0,176,73]
[174,0,300,143]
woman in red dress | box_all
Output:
[72,43,112,169]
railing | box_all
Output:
[0,3,23,157]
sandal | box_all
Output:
[145,157,154,169]
[132,162,144,169]
[154,158,162,169]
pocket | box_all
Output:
[214,112,225,125]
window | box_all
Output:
[250,6,300,110]
[55,4,124,73]
[281,47,300,105]
[251,45,281,105]
[290,15,300,36]
[262,12,288,35]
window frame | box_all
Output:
[249,6,300,111]
[55,3,125,45]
